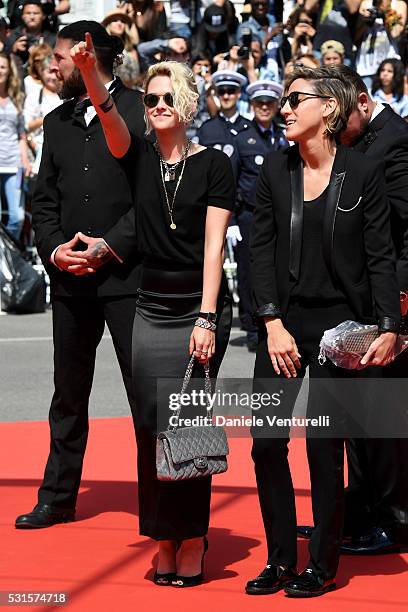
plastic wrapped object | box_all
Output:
[318,320,408,370]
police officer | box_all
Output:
[232,80,287,351]
[198,69,249,158]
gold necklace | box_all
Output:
[157,141,191,230]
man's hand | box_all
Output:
[70,31,96,72]
[240,52,256,72]
[67,232,113,275]
[264,22,284,44]
[12,36,27,53]
[360,332,398,367]
[54,235,92,275]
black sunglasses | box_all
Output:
[143,92,174,109]
[217,86,238,96]
[280,91,331,110]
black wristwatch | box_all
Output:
[198,311,217,323]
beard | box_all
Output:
[59,67,87,100]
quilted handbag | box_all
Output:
[156,355,229,481]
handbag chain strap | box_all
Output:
[168,355,212,433]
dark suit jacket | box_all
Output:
[250,144,400,332]
[353,105,408,290]
[32,80,145,298]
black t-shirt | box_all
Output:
[125,140,235,269]
[291,188,345,302]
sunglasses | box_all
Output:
[280,91,331,110]
[143,92,174,108]
[217,87,238,96]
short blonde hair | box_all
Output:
[143,61,199,135]
[285,66,353,136]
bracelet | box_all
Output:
[198,311,217,323]
[195,318,216,332]
[99,93,114,113]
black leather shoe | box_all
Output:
[284,568,336,598]
[245,564,297,595]
[297,525,314,539]
[340,527,401,555]
[15,504,75,529]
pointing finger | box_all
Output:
[85,32,94,52]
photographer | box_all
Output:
[7,0,70,32]
[221,35,280,84]
[193,3,236,58]
[286,6,316,58]
[5,1,56,71]
[354,0,407,89]
[237,0,281,45]
[137,35,190,71]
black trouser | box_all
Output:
[345,350,408,542]
[38,295,137,509]
[235,209,258,336]
[252,300,357,580]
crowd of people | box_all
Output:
[0,1,408,246]
[1,0,408,600]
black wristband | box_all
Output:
[99,93,114,113]
[198,311,217,323]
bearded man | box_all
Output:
[15,20,144,529]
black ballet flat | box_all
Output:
[153,571,177,586]
[172,537,208,588]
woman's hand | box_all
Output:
[360,332,397,367]
[266,318,301,378]
[189,326,216,364]
[70,32,97,73]
[22,157,32,177]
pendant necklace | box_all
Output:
[156,140,191,230]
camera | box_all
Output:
[237,28,252,60]
[366,0,383,23]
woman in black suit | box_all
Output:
[247,66,400,598]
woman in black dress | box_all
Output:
[71,36,234,587]
[247,66,400,597]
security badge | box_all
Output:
[255,155,264,165]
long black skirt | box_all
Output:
[132,267,232,540]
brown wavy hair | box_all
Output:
[0,52,24,112]
[28,43,53,81]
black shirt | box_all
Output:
[291,188,345,302]
[127,140,235,269]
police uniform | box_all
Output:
[198,70,248,159]
[233,80,288,348]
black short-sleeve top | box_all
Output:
[125,139,235,269]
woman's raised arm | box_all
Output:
[71,32,131,158]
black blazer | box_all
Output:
[250,144,400,332]
[32,80,145,298]
[353,105,408,290]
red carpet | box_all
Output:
[1,418,407,612]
